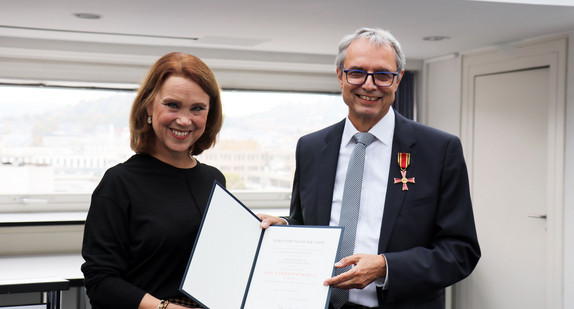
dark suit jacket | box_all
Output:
[286,111,481,309]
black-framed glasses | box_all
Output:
[340,66,398,87]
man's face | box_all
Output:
[337,38,403,131]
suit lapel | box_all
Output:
[315,120,344,225]
[379,111,416,253]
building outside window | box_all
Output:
[0,84,346,196]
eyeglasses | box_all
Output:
[340,66,398,87]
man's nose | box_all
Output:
[362,74,378,90]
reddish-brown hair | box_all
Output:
[129,52,223,155]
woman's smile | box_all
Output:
[171,128,192,139]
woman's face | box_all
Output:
[146,75,210,165]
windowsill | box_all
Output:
[0,212,87,227]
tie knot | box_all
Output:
[353,132,376,147]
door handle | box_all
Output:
[527,214,547,219]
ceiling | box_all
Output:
[1,0,574,71]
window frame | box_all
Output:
[0,81,332,216]
[0,35,339,217]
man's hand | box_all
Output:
[323,254,387,289]
[257,213,287,229]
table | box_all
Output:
[0,254,84,309]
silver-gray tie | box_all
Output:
[331,132,376,309]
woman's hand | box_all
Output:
[169,304,198,309]
[139,294,199,309]
[167,303,196,309]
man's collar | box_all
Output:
[343,108,395,146]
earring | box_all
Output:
[147,116,152,124]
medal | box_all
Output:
[393,153,415,191]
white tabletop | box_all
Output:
[0,253,84,283]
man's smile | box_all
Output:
[357,94,380,102]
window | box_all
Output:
[0,84,136,195]
[0,84,346,197]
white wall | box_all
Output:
[422,54,462,137]
[563,30,574,309]
[423,32,574,309]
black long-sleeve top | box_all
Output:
[81,154,225,309]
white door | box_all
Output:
[467,67,549,308]
[454,38,566,309]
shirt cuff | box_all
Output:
[375,254,389,290]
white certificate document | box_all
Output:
[244,225,342,309]
[180,182,342,309]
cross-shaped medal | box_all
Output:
[394,153,415,191]
[394,170,415,191]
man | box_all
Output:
[259,27,480,309]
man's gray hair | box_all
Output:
[335,27,406,77]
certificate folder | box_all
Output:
[180,182,343,309]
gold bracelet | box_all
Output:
[158,300,169,309]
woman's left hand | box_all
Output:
[257,213,287,229]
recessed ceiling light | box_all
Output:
[423,35,450,41]
[73,13,102,19]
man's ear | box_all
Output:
[336,67,344,89]
[395,70,406,87]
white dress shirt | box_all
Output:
[330,109,395,307]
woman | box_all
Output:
[81,52,225,309]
